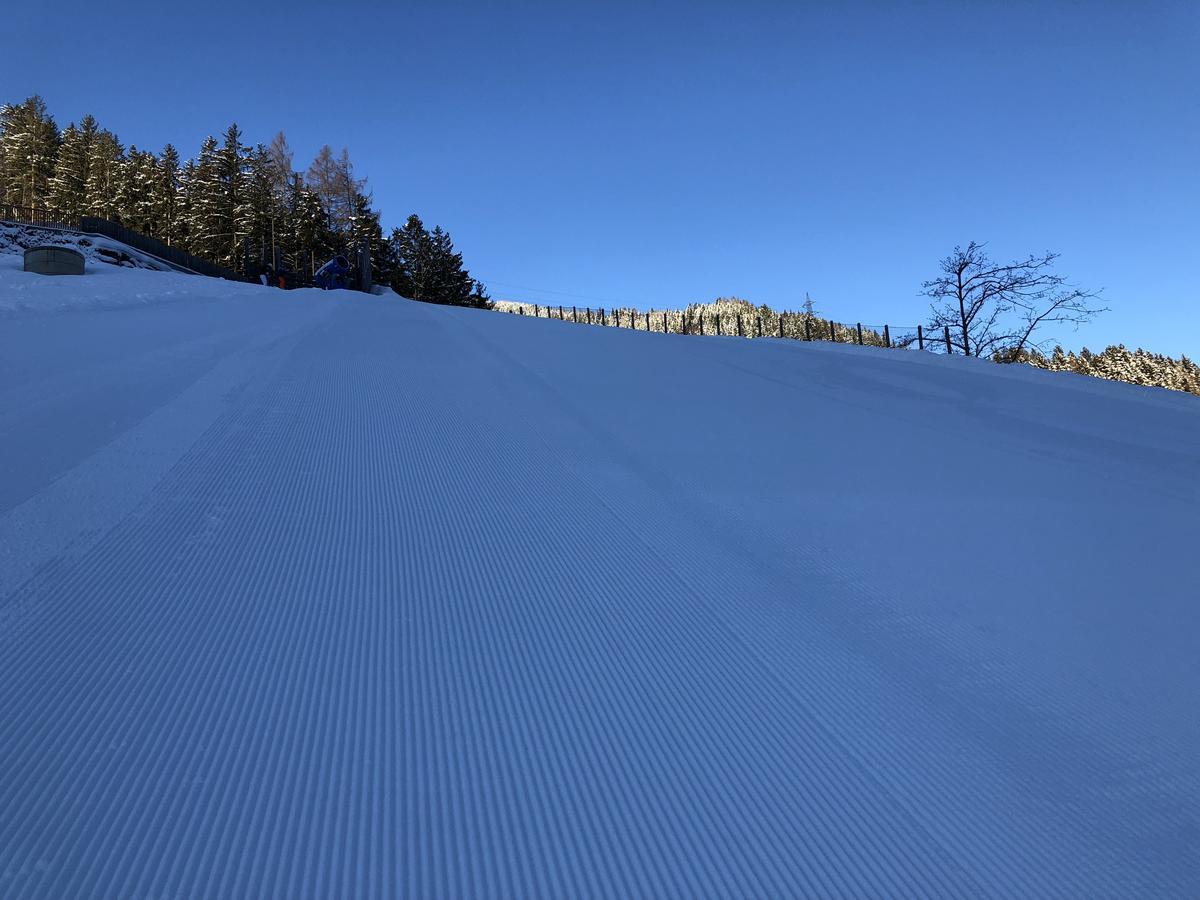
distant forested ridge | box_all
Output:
[0,95,490,307]
[1009,344,1199,397]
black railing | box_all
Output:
[0,204,77,230]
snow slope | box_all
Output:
[1,267,1198,897]
[0,254,259,316]
[0,222,178,277]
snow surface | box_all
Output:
[0,223,178,278]
[0,253,258,316]
[1,266,1198,897]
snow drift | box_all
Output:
[0,221,178,272]
[1,268,1197,897]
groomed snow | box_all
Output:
[1,266,1198,897]
[0,253,259,316]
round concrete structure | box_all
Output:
[24,246,85,276]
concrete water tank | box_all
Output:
[24,246,85,276]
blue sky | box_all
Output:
[4,1,1197,354]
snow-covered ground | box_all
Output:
[1,266,1198,897]
[0,245,259,316]
[0,222,181,276]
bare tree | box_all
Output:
[305,144,367,234]
[922,242,1105,358]
[267,131,294,191]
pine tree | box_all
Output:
[389,214,434,299]
[154,144,181,245]
[48,122,88,221]
[349,190,391,281]
[238,143,281,271]
[213,123,247,270]
[84,128,124,219]
[176,158,198,253]
[389,214,491,308]
[114,145,150,230]
[0,95,60,208]
[189,135,222,261]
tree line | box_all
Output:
[0,95,490,308]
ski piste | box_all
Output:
[2,261,1198,896]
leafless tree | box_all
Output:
[306,145,367,234]
[921,242,1106,358]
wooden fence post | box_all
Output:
[778,315,784,338]
[699,314,705,335]
[856,323,863,345]
[804,317,811,341]
[883,324,891,348]
[559,305,564,320]
[645,311,650,331]
[756,316,763,337]
[615,309,621,328]
[830,320,836,342]
[573,306,578,323]
[736,314,743,337]
[917,324,924,350]
[944,326,952,353]
[716,314,722,336]
[519,306,525,315]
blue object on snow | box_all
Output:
[314,254,351,290]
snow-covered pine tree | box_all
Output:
[238,143,282,272]
[213,124,248,270]
[348,190,391,282]
[48,122,88,222]
[188,135,223,262]
[154,144,181,246]
[84,128,124,220]
[0,95,60,209]
[175,158,198,253]
[114,145,150,230]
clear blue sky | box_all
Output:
[4,1,1197,354]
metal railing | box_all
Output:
[79,217,242,281]
[0,204,77,230]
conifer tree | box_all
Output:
[48,122,88,221]
[114,145,149,230]
[175,158,198,253]
[0,95,60,208]
[389,214,490,308]
[389,214,434,300]
[238,143,281,270]
[84,128,124,219]
[349,190,391,281]
[154,144,181,245]
[213,123,247,269]
[189,135,222,261]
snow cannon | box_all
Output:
[314,254,351,290]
